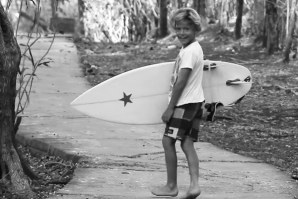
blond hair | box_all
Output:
[169,8,202,33]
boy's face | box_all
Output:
[174,19,196,47]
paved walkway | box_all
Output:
[17,37,297,199]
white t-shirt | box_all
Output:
[169,41,205,106]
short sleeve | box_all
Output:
[179,49,198,70]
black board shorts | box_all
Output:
[164,102,203,142]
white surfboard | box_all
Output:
[71,61,252,124]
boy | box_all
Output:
[151,8,204,199]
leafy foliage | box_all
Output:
[16,36,54,119]
[81,0,158,42]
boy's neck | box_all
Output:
[183,39,197,48]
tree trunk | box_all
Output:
[264,0,279,55]
[78,0,85,35]
[51,0,58,18]
[177,0,183,8]
[0,3,36,198]
[219,0,229,31]
[159,0,168,38]
[193,0,206,18]
[235,0,243,39]
[283,0,297,63]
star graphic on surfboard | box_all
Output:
[119,92,133,107]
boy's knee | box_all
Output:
[180,141,187,152]
[180,137,194,151]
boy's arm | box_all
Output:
[162,68,191,123]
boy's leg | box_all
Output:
[180,136,201,199]
[151,135,178,196]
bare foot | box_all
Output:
[179,188,201,199]
[151,185,179,197]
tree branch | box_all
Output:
[19,11,49,32]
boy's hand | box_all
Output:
[162,108,174,123]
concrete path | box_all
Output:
[17,37,297,199]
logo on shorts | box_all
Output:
[167,129,174,134]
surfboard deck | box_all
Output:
[71,61,252,124]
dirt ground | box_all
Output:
[75,31,298,179]
[0,145,75,198]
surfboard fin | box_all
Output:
[226,79,252,85]
[203,62,217,71]
[226,76,252,85]
[204,102,223,122]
